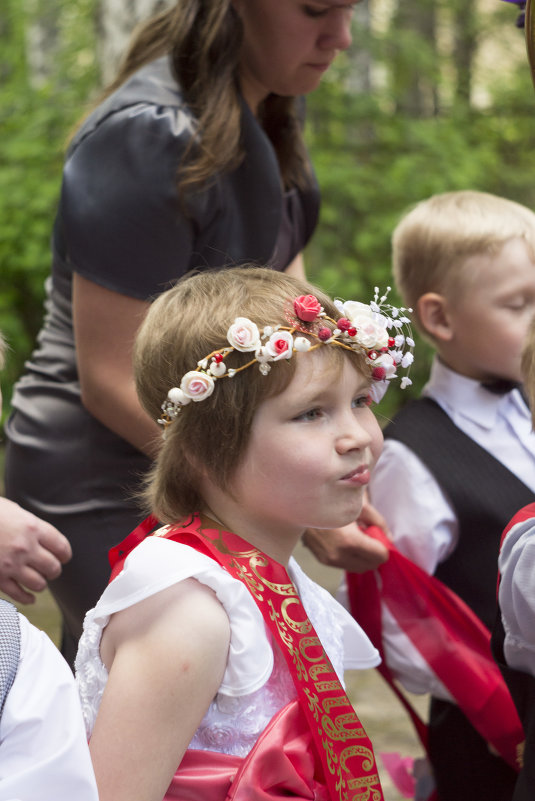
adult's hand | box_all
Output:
[302,496,390,573]
[303,522,389,573]
[0,498,72,604]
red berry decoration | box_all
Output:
[213,353,224,363]
[318,326,331,341]
[368,350,378,360]
[372,366,387,381]
[337,317,351,331]
[388,337,396,347]
[348,327,357,337]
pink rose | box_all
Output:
[180,371,215,402]
[227,317,261,352]
[293,294,321,323]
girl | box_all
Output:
[5,0,357,664]
[75,267,414,800]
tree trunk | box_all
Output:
[96,0,172,85]
[452,0,477,106]
[24,0,62,87]
[389,0,440,116]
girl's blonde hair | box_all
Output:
[134,267,367,523]
[393,190,535,334]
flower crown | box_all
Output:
[158,287,414,428]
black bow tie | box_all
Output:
[480,379,521,395]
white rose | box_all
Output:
[342,302,389,349]
[227,317,261,352]
[266,331,294,360]
[180,371,215,402]
[353,318,389,349]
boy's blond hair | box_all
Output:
[134,266,368,524]
[522,316,535,425]
[393,190,535,336]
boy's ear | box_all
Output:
[417,292,453,342]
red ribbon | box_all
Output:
[347,526,524,772]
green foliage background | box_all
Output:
[1,0,535,423]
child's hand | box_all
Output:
[0,498,72,604]
[302,521,389,573]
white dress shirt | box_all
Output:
[0,614,99,801]
[367,356,535,697]
[498,512,535,677]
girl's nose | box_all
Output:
[335,417,371,455]
[319,8,353,53]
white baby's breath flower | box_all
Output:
[294,337,311,352]
[167,387,191,406]
[209,360,227,377]
[255,345,271,363]
[401,352,414,368]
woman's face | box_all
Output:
[233,0,355,112]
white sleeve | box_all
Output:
[369,439,458,573]
[0,616,99,801]
[499,516,535,677]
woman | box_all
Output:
[4,0,356,663]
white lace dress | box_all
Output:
[75,536,380,757]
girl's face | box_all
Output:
[233,0,355,112]
[202,351,383,563]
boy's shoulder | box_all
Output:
[0,600,20,716]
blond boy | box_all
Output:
[370,190,535,801]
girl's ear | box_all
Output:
[417,292,453,342]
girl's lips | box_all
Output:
[340,466,371,486]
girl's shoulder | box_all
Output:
[83,537,275,697]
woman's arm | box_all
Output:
[285,252,306,279]
[73,273,161,457]
[91,579,231,801]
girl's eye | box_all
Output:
[295,407,323,422]
[353,394,372,409]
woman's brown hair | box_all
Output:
[82,1,311,194]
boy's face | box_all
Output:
[444,237,535,383]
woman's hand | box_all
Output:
[302,522,389,573]
[302,495,390,573]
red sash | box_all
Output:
[109,514,384,801]
[346,526,524,772]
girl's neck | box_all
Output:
[201,506,300,567]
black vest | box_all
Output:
[384,397,535,629]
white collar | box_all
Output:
[423,356,526,431]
